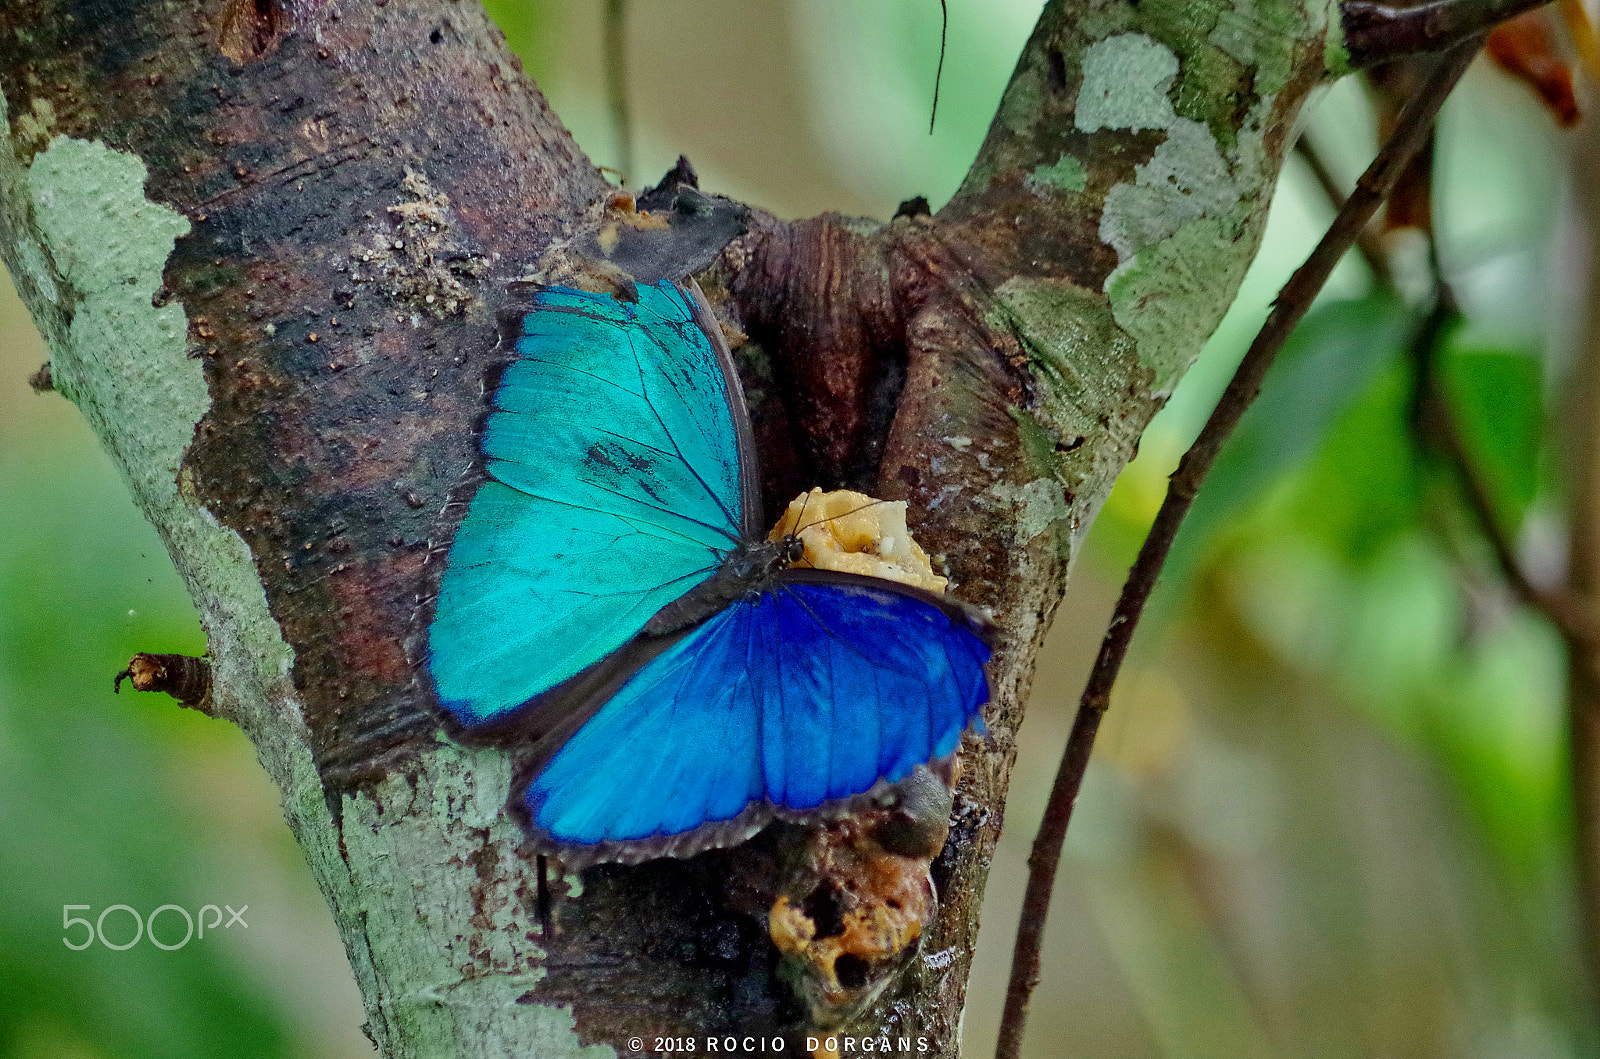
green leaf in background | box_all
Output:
[1439,339,1544,526]
[1285,363,1428,566]
[1168,290,1415,582]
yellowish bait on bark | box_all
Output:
[769,488,947,593]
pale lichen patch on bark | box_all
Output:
[1099,118,1241,263]
[948,4,1305,394]
[25,137,195,415]
[1106,209,1257,393]
[988,477,1072,546]
[0,93,300,753]
[988,277,1138,442]
[1074,33,1180,133]
[1208,0,1299,94]
[1082,0,1335,390]
[983,276,1146,555]
[11,236,57,305]
[341,740,614,1059]
[0,103,362,1025]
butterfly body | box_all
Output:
[425,279,994,862]
[642,535,802,637]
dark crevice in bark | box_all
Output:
[219,0,290,63]
[730,215,907,492]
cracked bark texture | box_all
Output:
[0,0,1347,1055]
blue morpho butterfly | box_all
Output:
[423,278,996,863]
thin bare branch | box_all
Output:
[1343,0,1552,67]
[1296,120,1598,648]
[604,0,634,182]
[1293,136,1395,288]
[1305,102,1600,1012]
[930,0,949,134]
[1565,122,1600,1003]
[993,40,1483,1059]
[1409,278,1600,647]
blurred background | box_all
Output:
[2,1,1596,1056]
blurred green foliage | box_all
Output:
[1442,337,1546,519]
[1168,290,1415,584]
[3,2,1597,1057]
[0,432,284,1059]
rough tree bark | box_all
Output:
[0,0,1358,1054]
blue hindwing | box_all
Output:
[519,579,993,848]
[428,282,744,727]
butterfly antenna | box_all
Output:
[796,497,891,534]
[793,489,813,537]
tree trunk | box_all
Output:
[0,0,1347,1054]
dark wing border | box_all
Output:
[680,278,765,540]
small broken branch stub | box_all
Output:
[27,362,52,393]
[114,653,220,717]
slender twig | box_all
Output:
[1315,84,1600,1010]
[603,0,634,182]
[1409,269,1600,647]
[1298,119,1599,647]
[929,0,948,134]
[1293,136,1395,288]
[1344,0,1553,67]
[992,41,1483,1059]
[1564,127,1600,1003]
[1405,172,1600,1014]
